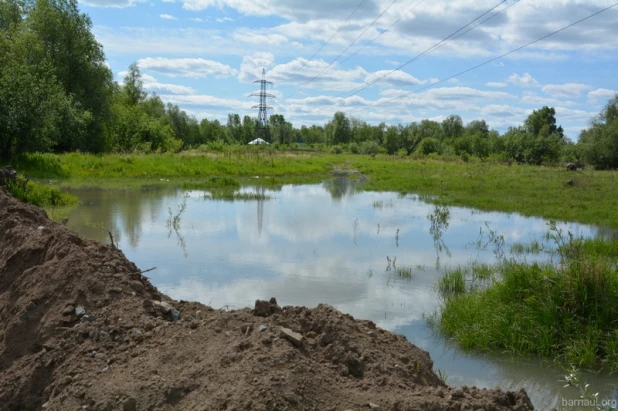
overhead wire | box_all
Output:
[347,1,618,115]
[283,0,399,101]
[310,0,518,115]
[335,0,510,101]
[306,0,369,63]
[337,0,428,66]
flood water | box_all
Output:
[59,179,617,410]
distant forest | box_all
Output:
[1,0,617,168]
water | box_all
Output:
[59,179,617,410]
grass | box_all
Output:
[395,266,414,279]
[5,177,78,207]
[433,230,618,371]
[12,151,618,228]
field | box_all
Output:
[13,151,618,229]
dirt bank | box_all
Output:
[0,187,534,411]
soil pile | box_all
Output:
[0,187,534,410]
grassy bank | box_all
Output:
[5,177,78,208]
[432,230,618,371]
[14,151,618,228]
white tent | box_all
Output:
[248,138,269,145]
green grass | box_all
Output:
[395,265,414,279]
[434,235,618,371]
[13,152,618,228]
[5,177,78,207]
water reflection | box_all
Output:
[61,180,617,410]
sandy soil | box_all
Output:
[0,187,534,410]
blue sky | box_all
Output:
[80,0,618,140]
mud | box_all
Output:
[0,187,534,410]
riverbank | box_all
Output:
[14,151,618,229]
[0,187,534,410]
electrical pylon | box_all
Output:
[250,69,275,142]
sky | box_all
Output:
[80,0,618,140]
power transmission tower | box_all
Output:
[251,69,275,142]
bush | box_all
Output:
[359,141,380,155]
[349,142,359,154]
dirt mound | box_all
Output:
[0,187,534,411]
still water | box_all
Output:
[60,179,617,410]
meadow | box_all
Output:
[12,150,618,229]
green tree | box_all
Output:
[328,111,351,145]
[27,0,114,152]
[123,62,146,106]
[524,106,564,138]
[441,114,464,140]
[0,24,77,159]
[269,114,293,145]
[578,94,618,169]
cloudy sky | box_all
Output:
[82,0,618,140]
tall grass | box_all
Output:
[434,232,618,371]
[5,177,77,207]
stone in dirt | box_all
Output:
[0,187,535,411]
[279,327,303,346]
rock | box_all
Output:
[279,327,303,347]
[253,298,281,317]
[253,300,272,317]
[75,306,86,317]
[82,314,96,322]
[369,403,381,411]
[153,301,172,314]
[170,309,180,322]
[190,321,198,329]
[194,310,203,319]
[257,324,267,333]
[62,305,74,316]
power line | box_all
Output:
[311,0,517,116]
[338,0,428,66]
[306,0,368,62]
[283,0,399,101]
[351,1,618,114]
[336,0,510,101]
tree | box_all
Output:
[27,0,114,152]
[578,94,618,169]
[441,115,464,140]
[328,111,351,145]
[524,106,564,139]
[123,62,146,106]
[0,24,77,159]
[269,114,293,145]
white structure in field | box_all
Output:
[248,138,269,145]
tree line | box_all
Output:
[1,0,617,169]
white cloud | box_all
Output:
[233,29,288,46]
[216,17,234,22]
[486,82,507,88]
[137,57,238,78]
[117,71,196,95]
[239,52,276,83]
[507,73,540,88]
[364,70,425,88]
[541,83,591,99]
[79,0,145,7]
[160,13,177,20]
[520,92,577,107]
[189,17,203,22]
[587,88,617,104]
